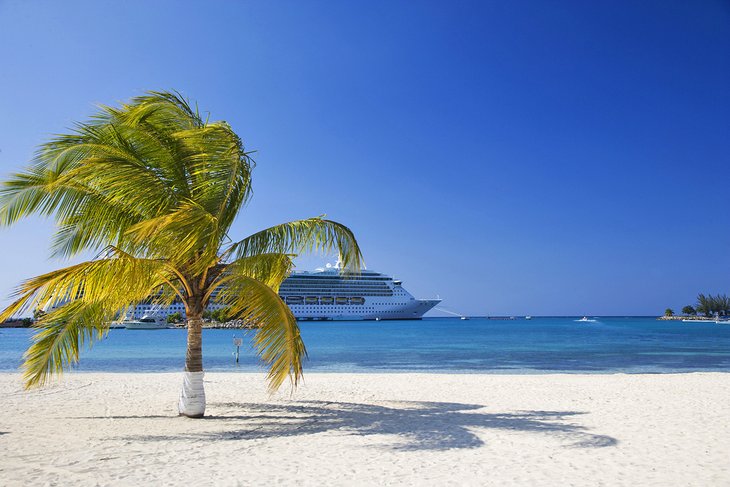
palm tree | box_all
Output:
[681,305,696,316]
[0,91,362,417]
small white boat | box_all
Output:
[124,315,169,330]
[460,316,469,320]
[525,316,532,320]
[576,316,597,323]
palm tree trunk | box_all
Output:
[178,313,206,417]
[185,316,204,372]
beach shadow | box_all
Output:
[76,415,173,419]
[121,400,617,451]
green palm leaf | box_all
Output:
[22,301,109,388]
[213,274,306,392]
[207,254,295,299]
[3,250,179,388]
[228,217,363,272]
[0,250,174,322]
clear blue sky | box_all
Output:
[0,0,729,316]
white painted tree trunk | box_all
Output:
[178,371,206,417]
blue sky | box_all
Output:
[0,0,729,315]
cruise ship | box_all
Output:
[131,265,440,321]
[278,265,441,321]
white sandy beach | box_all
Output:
[1,372,729,486]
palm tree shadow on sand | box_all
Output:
[119,400,617,451]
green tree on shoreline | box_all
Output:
[0,91,362,417]
[166,312,183,324]
[211,307,232,323]
[696,293,730,317]
[681,305,696,316]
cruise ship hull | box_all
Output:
[291,298,441,321]
[289,299,440,321]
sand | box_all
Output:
[1,372,729,486]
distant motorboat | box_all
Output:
[124,315,169,330]
[576,316,597,323]
[525,316,532,320]
[460,316,469,320]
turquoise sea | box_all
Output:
[1,316,730,374]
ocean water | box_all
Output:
[1,317,729,374]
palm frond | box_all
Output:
[0,250,175,323]
[228,217,363,272]
[22,301,110,388]
[124,200,220,270]
[205,253,294,302]
[2,250,182,389]
[0,161,80,226]
[214,275,306,392]
[0,91,249,259]
[171,123,253,229]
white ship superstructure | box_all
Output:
[278,266,440,320]
[130,265,440,321]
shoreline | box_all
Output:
[2,372,729,485]
[4,368,730,376]
[4,315,690,328]
[4,315,720,328]
[657,315,717,321]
